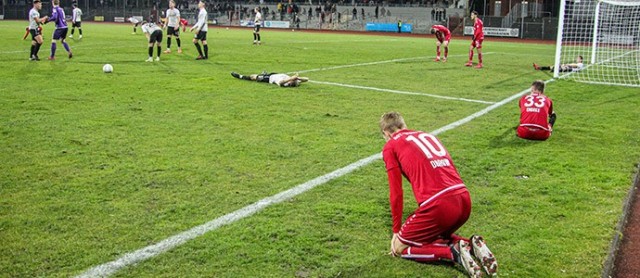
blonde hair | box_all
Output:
[380,112,407,133]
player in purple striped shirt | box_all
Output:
[46,0,72,60]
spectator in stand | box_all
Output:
[352,6,357,20]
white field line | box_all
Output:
[291,52,494,74]
[76,76,554,278]
[309,80,496,104]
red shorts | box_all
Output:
[398,186,471,246]
[517,126,551,141]
[438,35,451,43]
[471,39,483,48]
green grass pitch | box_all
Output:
[1,21,639,277]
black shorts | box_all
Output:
[149,30,163,44]
[30,28,42,41]
[167,26,180,36]
[72,22,82,28]
[194,30,207,41]
[254,24,261,33]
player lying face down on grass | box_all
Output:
[231,71,309,87]
[379,112,498,278]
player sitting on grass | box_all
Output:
[231,71,309,87]
[534,55,584,72]
[517,80,556,141]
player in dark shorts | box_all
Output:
[190,1,208,60]
[28,0,48,61]
[69,4,83,39]
[253,7,262,45]
[46,0,72,60]
[142,21,163,62]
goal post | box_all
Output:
[554,0,640,87]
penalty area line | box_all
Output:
[76,74,548,278]
[291,52,494,74]
[309,80,496,104]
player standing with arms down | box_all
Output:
[164,0,182,54]
[430,25,450,62]
[69,3,83,39]
[517,80,556,141]
[28,0,47,61]
[141,21,163,62]
[190,1,208,60]
[380,112,498,278]
[47,0,72,60]
[465,11,484,69]
[253,7,262,45]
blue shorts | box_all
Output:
[53,28,68,40]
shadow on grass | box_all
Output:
[488,126,547,148]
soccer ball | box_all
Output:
[102,64,113,73]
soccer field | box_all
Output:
[1,21,639,277]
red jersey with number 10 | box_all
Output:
[382,129,465,233]
[519,93,553,131]
[473,18,484,40]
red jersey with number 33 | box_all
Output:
[382,129,464,232]
[519,93,553,131]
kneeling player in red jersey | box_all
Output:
[380,112,498,277]
[517,80,556,141]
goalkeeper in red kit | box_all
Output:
[465,11,484,69]
[517,80,556,141]
[380,112,498,278]
[430,25,451,62]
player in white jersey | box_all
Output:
[533,55,585,72]
[189,1,208,60]
[163,0,182,54]
[253,7,262,45]
[28,0,48,61]
[128,16,142,34]
[231,71,309,87]
[69,4,83,39]
[141,21,163,62]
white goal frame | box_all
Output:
[554,0,640,87]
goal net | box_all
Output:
[554,0,640,87]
